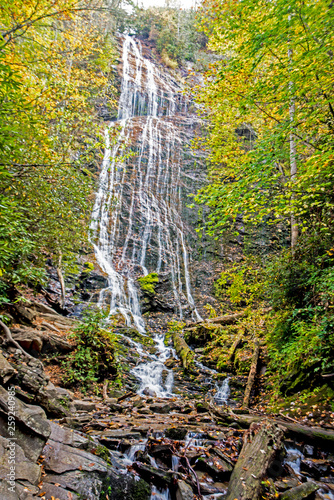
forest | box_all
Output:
[0,0,334,499]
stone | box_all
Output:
[275,479,301,492]
[43,439,110,474]
[149,402,171,414]
[300,459,330,480]
[11,357,47,394]
[0,386,50,461]
[108,403,123,413]
[165,426,188,440]
[176,479,195,500]
[195,453,233,480]
[132,462,174,486]
[73,400,97,411]
[280,481,319,500]
[0,436,41,485]
[0,351,15,384]
[165,358,177,368]
[195,400,210,413]
[49,421,94,450]
[40,482,79,500]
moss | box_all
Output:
[137,272,159,295]
[94,445,112,465]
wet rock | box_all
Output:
[195,452,233,481]
[0,351,15,384]
[0,386,50,461]
[132,462,174,486]
[165,426,188,440]
[275,479,301,491]
[165,358,177,368]
[300,459,330,480]
[176,479,194,500]
[99,430,142,440]
[280,481,319,500]
[303,444,314,457]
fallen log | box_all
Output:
[243,339,260,407]
[172,329,195,372]
[228,333,243,363]
[188,307,272,328]
[225,420,284,500]
[209,406,334,448]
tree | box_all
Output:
[0,0,118,303]
[195,0,334,249]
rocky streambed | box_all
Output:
[1,301,334,500]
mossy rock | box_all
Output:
[137,273,159,295]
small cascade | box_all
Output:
[214,377,230,405]
[150,485,171,500]
[123,439,147,465]
[171,455,180,472]
[283,444,304,476]
[131,334,174,397]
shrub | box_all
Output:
[62,308,119,390]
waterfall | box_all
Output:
[91,35,202,332]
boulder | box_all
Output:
[0,351,15,384]
[0,436,41,485]
[195,453,233,480]
[43,439,110,474]
[149,402,171,414]
[11,357,47,395]
[0,386,51,461]
[49,421,95,450]
[176,479,195,500]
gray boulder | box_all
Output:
[0,385,50,461]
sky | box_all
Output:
[135,0,198,9]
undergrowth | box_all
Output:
[62,308,120,391]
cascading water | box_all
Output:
[214,377,230,405]
[91,35,203,397]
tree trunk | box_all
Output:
[56,252,66,309]
[225,420,284,500]
[208,408,334,448]
[243,339,260,407]
[172,329,195,372]
[289,41,298,249]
